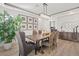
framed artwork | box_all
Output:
[21,16,27,22]
[34,18,38,24]
[33,25,38,30]
[28,16,33,23]
[21,24,27,30]
[27,24,33,30]
[20,14,38,30]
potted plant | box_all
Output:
[0,12,5,47]
[0,11,22,49]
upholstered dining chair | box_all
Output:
[32,30,43,54]
[16,31,36,56]
[32,30,38,35]
[38,30,42,34]
[42,31,59,53]
[41,32,54,52]
[52,31,59,49]
[48,32,55,50]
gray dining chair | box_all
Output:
[16,31,35,56]
[42,31,59,52]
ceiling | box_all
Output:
[4,3,79,15]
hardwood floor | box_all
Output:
[0,39,79,56]
[54,39,79,56]
[0,40,19,56]
[33,39,79,56]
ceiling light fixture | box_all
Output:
[40,3,50,19]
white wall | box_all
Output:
[2,5,50,35]
[51,9,79,32]
[0,5,4,13]
[38,18,50,32]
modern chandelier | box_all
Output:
[40,3,50,19]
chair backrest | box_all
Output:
[49,32,55,45]
[16,31,26,56]
[38,30,42,35]
[32,30,37,35]
[53,31,59,43]
[49,31,59,45]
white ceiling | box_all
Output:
[6,3,79,15]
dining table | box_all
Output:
[25,32,51,54]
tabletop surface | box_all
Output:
[26,33,51,42]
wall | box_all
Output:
[2,5,50,35]
[38,18,50,32]
[51,8,79,32]
[0,5,4,13]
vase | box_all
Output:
[3,42,12,50]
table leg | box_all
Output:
[35,41,39,55]
[40,40,45,54]
[35,48,37,55]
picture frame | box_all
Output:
[21,15,27,22]
[27,24,33,30]
[21,23,27,30]
[34,18,38,24]
[33,25,38,30]
[28,16,33,23]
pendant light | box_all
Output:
[40,3,50,19]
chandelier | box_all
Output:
[40,3,50,19]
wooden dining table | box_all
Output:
[25,32,51,54]
[26,33,51,43]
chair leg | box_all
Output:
[35,41,39,55]
[35,48,37,55]
[49,47,51,54]
[19,53,20,56]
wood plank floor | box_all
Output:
[0,40,19,56]
[0,39,79,56]
[53,39,79,56]
[29,39,79,56]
